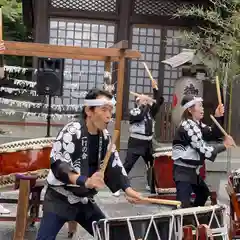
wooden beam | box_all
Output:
[49,7,119,22]
[109,40,128,49]
[2,41,141,61]
[115,50,126,151]
[123,49,141,59]
[4,41,120,57]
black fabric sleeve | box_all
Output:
[104,145,130,193]
[180,119,226,163]
[129,105,149,123]
[200,116,225,142]
[150,88,164,118]
[49,121,86,184]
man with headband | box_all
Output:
[172,94,235,208]
[36,88,143,239]
[113,80,164,197]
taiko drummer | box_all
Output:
[172,95,235,208]
[36,88,144,239]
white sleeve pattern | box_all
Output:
[50,122,81,163]
[111,149,128,176]
[130,108,141,116]
[181,120,214,159]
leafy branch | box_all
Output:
[174,0,240,84]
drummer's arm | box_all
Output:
[149,88,164,119]
[129,105,148,123]
[180,120,226,163]
[50,123,87,186]
[200,118,224,142]
[51,161,81,185]
[104,147,142,200]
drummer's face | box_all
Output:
[189,102,204,121]
[87,96,113,131]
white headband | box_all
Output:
[83,98,115,107]
[182,97,203,110]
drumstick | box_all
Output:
[100,130,119,174]
[142,197,181,207]
[215,76,222,105]
[210,115,236,147]
[142,62,154,83]
[130,91,156,103]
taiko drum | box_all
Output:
[0,137,54,175]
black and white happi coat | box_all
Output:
[172,117,226,183]
[46,119,129,204]
[129,88,164,141]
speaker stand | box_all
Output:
[46,95,52,137]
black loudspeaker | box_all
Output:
[36,58,64,96]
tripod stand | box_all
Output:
[46,93,52,138]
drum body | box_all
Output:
[153,147,206,193]
[93,205,228,240]
[93,214,174,240]
[0,137,54,175]
[153,147,175,192]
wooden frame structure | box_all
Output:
[0,9,141,239]
[0,8,141,150]
[1,41,141,149]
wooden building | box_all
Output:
[16,0,234,144]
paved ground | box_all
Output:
[0,160,175,240]
[0,189,170,240]
[0,156,231,239]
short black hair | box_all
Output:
[81,88,113,119]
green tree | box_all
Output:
[174,0,240,82]
[174,0,240,134]
[0,0,32,66]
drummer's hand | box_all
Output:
[215,104,224,117]
[0,41,5,52]
[85,171,105,189]
[124,187,145,204]
[223,135,236,148]
[151,79,158,90]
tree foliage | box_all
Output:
[174,0,240,84]
[0,0,32,66]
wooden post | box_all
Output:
[115,50,125,151]
[13,179,31,240]
[104,56,111,72]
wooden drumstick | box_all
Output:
[141,197,181,207]
[142,62,158,90]
[130,91,156,103]
[215,76,222,105]
[142,62,154,82]
[210,114,236,147]
[100,130,119,174]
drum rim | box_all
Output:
[155,147,172,151]
[96,204,225,224]
[0,137,55,148]
[97,213,171,223]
